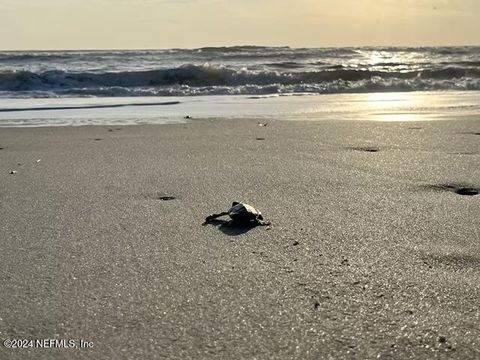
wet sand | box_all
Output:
[0,118,479,359]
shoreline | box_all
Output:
[2,90,480,127]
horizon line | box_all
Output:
[1,44,480,52]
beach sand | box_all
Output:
[0,118,479,359]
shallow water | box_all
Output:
[1,91,479,127]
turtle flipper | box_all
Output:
[255,218,271,226]
[205,211,229,223]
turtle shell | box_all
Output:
[228,202,263,223]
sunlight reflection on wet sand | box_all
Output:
[1,91,479,126]
[367,93,422,121]
[363,92,471,122]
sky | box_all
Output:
[0,0,479,50]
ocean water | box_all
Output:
[1,46,480,126]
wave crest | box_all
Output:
[1,63,480,97]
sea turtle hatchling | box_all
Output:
[205,202,270,226]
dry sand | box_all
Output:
[0,118,479,359]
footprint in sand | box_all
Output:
[158,196,176,201]
[422,252,480,269]
[348,146,380,153]
[142,192,177,201]
[425,184,479,196]
[460,131,480,136]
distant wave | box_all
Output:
[196,45,287,53]
[0,54,74,62]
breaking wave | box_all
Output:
[1,46,480,97]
